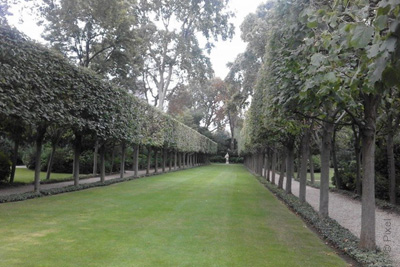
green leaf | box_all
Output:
[310,53,325,67]
[367,44,380,58]
[374,15,388,31]
[350,25,374,49]
[307,20,318,29]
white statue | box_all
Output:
[224,153,229,164]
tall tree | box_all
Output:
[136,0,234,110]
[37,0,140,87]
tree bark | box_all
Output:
[352,124,362,195]
[120,141,126,179]
[10,140,19,183]
[133,144,139,178]
[359,94,378,250]
[319,121,333,217]
[162,148,166,172]
[93,140,99,175]
[73,133,82,186]
[174,150,177,169]
[154,149,158,173]
[278,154,285,189]
[271,150,277,185]
[285,139,295,194]
[309,152,315,184]
[34,126,46,193]
[45,141,56,180]
[100,144,106,182]
[146,146,152,175]
[299,129,310,202]
[110,145,115,174]
[332,128,341,189]
[387,118,397,205]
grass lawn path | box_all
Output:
[0,164,347,266]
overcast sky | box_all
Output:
[8,0,266,79]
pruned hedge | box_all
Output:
[0,25,217,154]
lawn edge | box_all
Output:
[0,165,207,204]
[252,172,392,267]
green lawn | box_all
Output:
[13,168,73,183]
[293,168,335,187]
[0,164,347,266]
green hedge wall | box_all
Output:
[0,26,217,154]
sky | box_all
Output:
[7,0,266,80]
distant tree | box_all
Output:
[36,0,140,87]
[136,0,234,110]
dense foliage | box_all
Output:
[237,0,400,250]
[0,25,217,154]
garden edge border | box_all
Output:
[253,172,392,267]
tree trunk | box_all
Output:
[110,145,115,174]
[332,128,341,189]
[309,152,315,184]
[285,139,295,194]
[174,150,177,169]
[146,146,152,175]
[319,121,333,217]
[352,124,362,195]
[154,149,158,173]
[34,126,46,193]
[133,144,139,178]
[278,155,285,189]
[93,140,99,175]
[387,123,396,205]
[73,134,82,186]
[359,94,378,250]
[10,140,19,183]
[45,142,57,180]
[271,150,277,185]
[162,148,166,172]
[299,129,310,202]
[178,152,181,169]
[120,141,126,179]
[266,152,271,181]
[169,150,172,171]
[100,144,106,182]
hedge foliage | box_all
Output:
[0,25,217,154]
[255,175,392,267]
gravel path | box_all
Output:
[277,174,400,266]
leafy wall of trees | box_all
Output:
[237,0,400,251]
[0,25,217,187]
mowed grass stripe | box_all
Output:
[0,164,347,266]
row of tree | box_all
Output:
[237,0,400,251]
[0,25,217,191]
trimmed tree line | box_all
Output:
[237,0,400,251]
[0,25,217,191]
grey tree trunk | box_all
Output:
[319,121,333,217]
[285,140,295,194]
[45,142,57,180]
[110,145,115,174]
[266,152,271,181]
[10,140,19,183]
[278,155,285,189]
[154,149,158,173]
[162,148,166,172]
[178,152,181,169]
[133,144,139,178]
[73,134,82,186]
[100,144,106,182]
[146,147,152,175]
[93,140,99,175]
[34,126,46,193]
[271,150,277,185]
[387,133,396,204]
[120,141,126,179]
[174,150,177,169]
[299,130,310,202]
[332,128,341,189]
[359,95,378,250]
[352,124,362,195]
[309,152,315,184]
